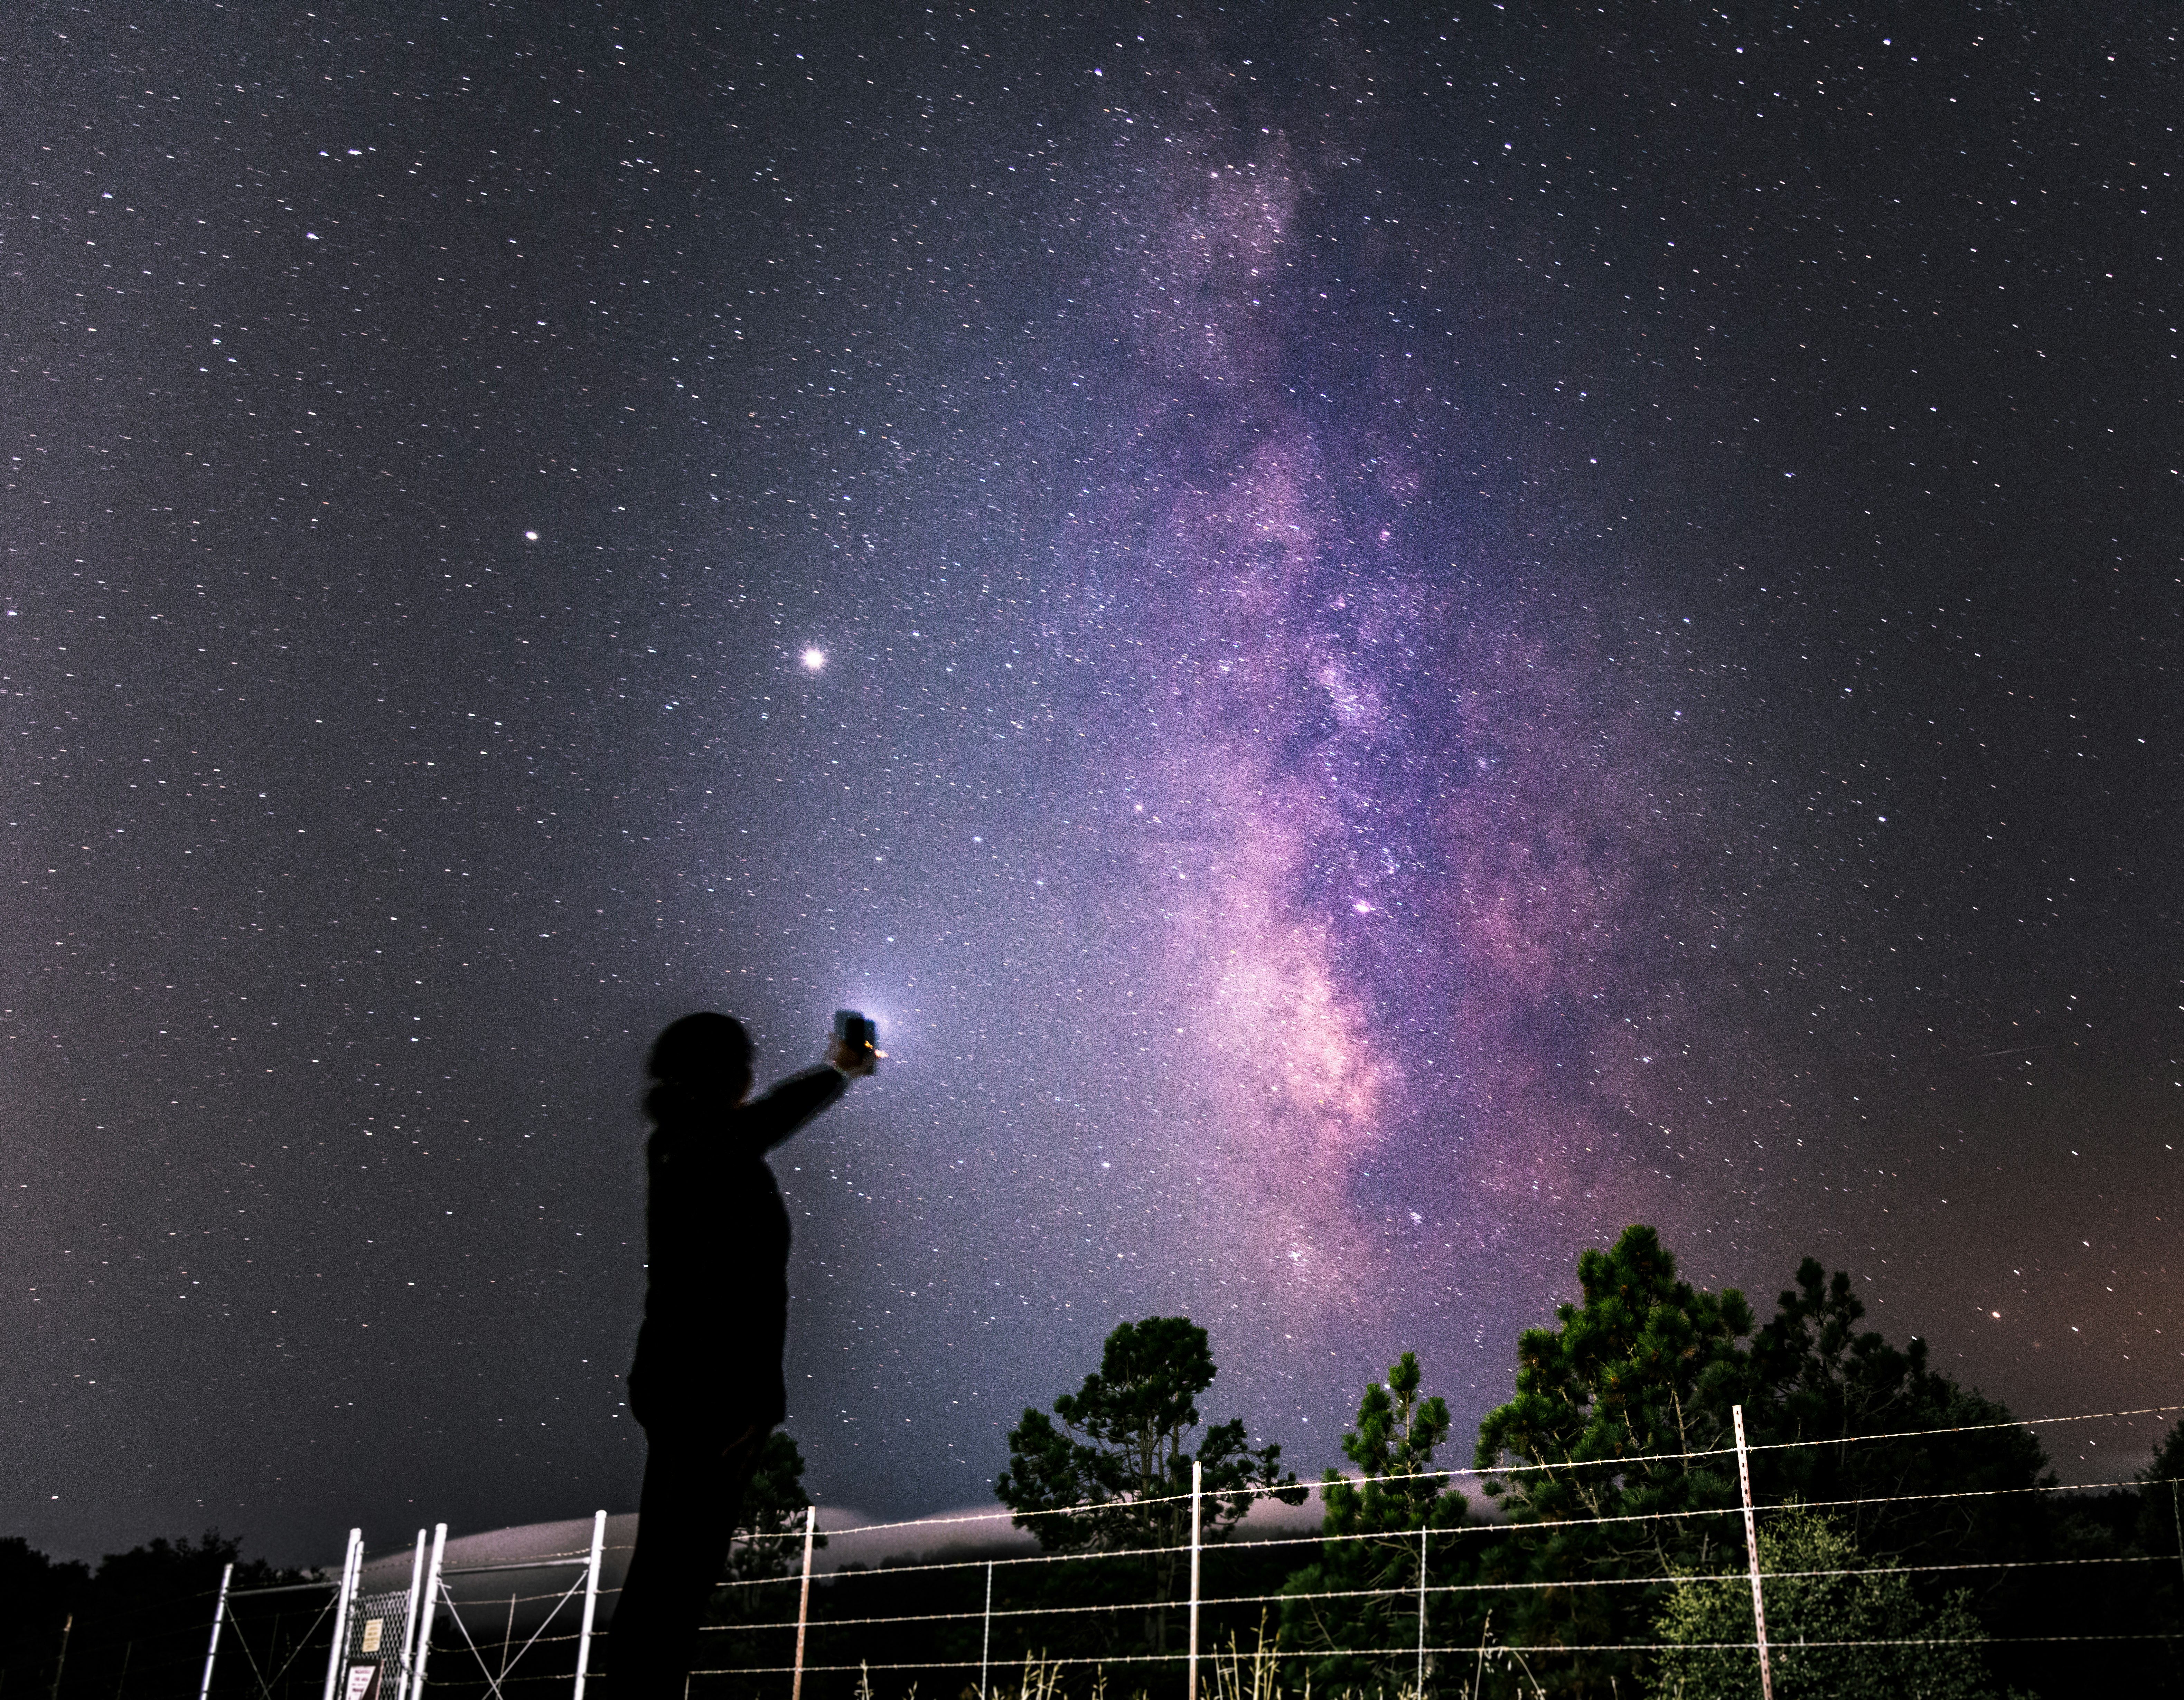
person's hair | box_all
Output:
[647,1011,754,1088]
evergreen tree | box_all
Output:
[1471,1225,1756,1695]
[699,1431,832,1700]
[1281,1352,1469,1694]
[1465,1226,2053,1697]
[0,1530,300,1700]
[726,1430,826,1587]
[1744,1256,2051,1577]
[1649,1501,1998,1700]
[997,1316,1303,1653]
[708,1430,826,1633]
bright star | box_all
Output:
[524,530,539,541]
[800,647,826,671]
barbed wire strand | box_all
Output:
[691,1546,2183,1642]
[678,1481,2184,1658]
[782,1397,2184,1545]
[813,1399,2184,1538]
[699,1463,2165,1598]
[696,1623,2184,1680]
[228,1580,337,1600]
[1221,1467,2168,1551]
[78,1400,2182,1651]
[434,1588,601,1611]
[168,1399,2184,1683]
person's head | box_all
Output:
[647,1011,754,1103]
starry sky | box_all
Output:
[6,4,2181,1569]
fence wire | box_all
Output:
[197,1396,2184,1700]
[669,1400,2184,1687]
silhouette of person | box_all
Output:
[609,1011,876,1700]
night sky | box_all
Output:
[7,4,2180,1569]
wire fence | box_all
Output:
[174,1400,2184,1700]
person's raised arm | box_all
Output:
[743,1025,874,1151]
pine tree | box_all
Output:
[1463,1227,2053,1698]
[707,1430,825,1637]
[1744,1256,2050,1574]
[725,1430,825,1587]
[1470,1225,1756,1696]
[1281,1352,1469,1694]
[996,1316,1303,1653]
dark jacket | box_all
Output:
[626,1066,846,1435]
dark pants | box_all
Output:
[609,1425,767,1700]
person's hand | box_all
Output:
[826,1035,879,1077]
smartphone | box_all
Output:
[833,1009,878,1053]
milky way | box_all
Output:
[995,95,1755,1322]
[6,7,2178,1565]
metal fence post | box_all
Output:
[791,1504,816,1700]
[321,1530,363,1700]
[572,1511,607,1700]
[394,1532,427,1700]
[1415,1525,1427,1696]
[410,1526,448,1700]
[2173,1481,2183,1597]
[979,1561,994,1700]
[1187,1459,1202,1700]
[48,1612,72,1700]
[1733,1406,1774,1700]
[197,1562,233,1700]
